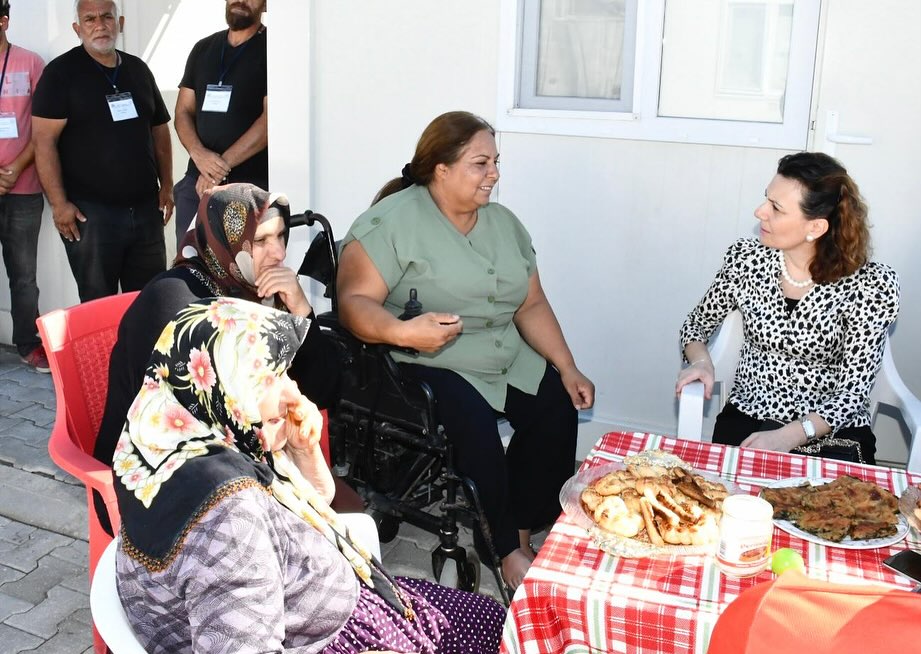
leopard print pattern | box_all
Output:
[680,238,900,432]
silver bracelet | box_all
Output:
[688,358,710,366]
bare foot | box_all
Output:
[501,548,533,590]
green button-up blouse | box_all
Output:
[342,184,547,410]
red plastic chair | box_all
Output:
[37,291,139,654]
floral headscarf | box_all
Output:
[174,183,290,302]
[113,298,382,599]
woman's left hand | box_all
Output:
[560,367,595,410]
[740,425,805,452]
[256,265,313,317]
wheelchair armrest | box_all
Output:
[677,381,705,441]
[316,310,340,331]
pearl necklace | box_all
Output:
[779,251,813,288]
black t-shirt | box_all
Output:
[32,46,170,206]
[180,28,268,189]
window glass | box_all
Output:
[658,0,794,123]
[519,0,637,111]
[498,0,818,148]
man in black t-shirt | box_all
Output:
[172,0,268,247]
[32,0,173,302]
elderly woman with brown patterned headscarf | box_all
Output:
[95,183,355,533]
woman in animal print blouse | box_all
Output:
[676,152,900,464]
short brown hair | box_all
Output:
[777,152,870,284]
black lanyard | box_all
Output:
[217,30,257,86]
[93,52,121,92]
[0,44,11,99]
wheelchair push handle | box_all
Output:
[290,210,339,313]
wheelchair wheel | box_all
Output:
[371,511,400,543]
[435,549,480,593]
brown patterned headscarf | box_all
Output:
[174,183,290,302]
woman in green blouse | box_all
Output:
[338,111,594,590]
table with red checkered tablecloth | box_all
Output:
[500,431,921,654]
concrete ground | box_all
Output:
[0,345,506,653]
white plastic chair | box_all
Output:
[676,310,921,472]
[90,539,147,654]
[90,514,382,653]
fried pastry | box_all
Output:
[760,476,899,542]
[579,450,729,548]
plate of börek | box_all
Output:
[560,449,739,558]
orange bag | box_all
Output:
[708,570,921,654]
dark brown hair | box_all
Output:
[372,111,495,205]
[777,152,870,284]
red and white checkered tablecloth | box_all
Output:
[500,432,921,654]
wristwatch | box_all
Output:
[800,416,817,442]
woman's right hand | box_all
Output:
[676,359,715,399]
[399,312,463,352]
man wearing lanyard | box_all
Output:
[0,0,48,371]
[172,0,268,247]
[31,0,173,303]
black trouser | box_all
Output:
[62,198,166,302]
[0,193,44,355]
[713,402,877,465]
[401,362,577,559]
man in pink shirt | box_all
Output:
[0,0,47,371]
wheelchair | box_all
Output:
[291,210,511,606]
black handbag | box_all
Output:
[791,437,865,464]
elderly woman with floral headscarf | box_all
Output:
[95,183,353,535]
[113,297,505,653]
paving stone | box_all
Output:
[382,538,436,580]
[393,520,441,551]
[0,521,36,545]
[0,563,25,585]
[0,366,54,391]
[0,380,33,401]
[0,438,58,478]
[5,585,90,639]
[0,591,33,621]
[59,567,89,595]
[0,623,42,652]
[33,609,95,653]
[68,606,93,627]
[8,404,55,429]
[0,552,84,605]
[0,415,21,434]
[48,541,89,569]
[2,420,50,444]
[0,397,30,417]
[0,465,87,540]
[0,530,72,575]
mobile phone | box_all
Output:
[882,549,921,585]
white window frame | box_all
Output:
[496,0,821,149]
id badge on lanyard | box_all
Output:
[0,112,18,139]
[107,92,139,121]
[202,84,233,112]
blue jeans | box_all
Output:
[173,172,201,249]
[63,198,166,303]
[0,193,44,356]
